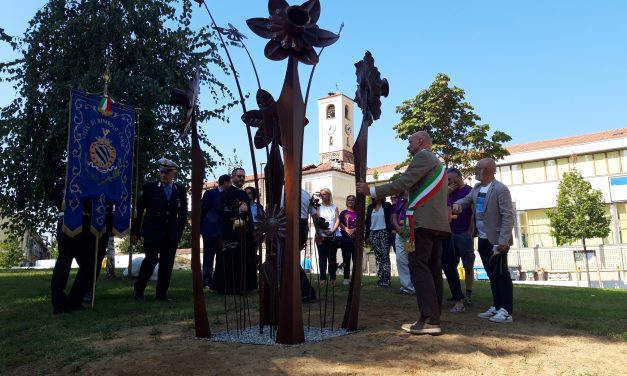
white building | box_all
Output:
[496,128,627,248]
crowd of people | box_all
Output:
[52,132,515,338]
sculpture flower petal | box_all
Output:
[246,0,339,65]
[354,51,389,122]
[241,89,308,149]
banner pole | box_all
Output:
[91,235,99,309]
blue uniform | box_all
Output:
[131,180,188,298]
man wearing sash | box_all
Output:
[357,131,449,335]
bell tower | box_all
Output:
[317,92,355,164]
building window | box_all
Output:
[607,151,622,174]
[326,104,335,119]
[593,153,608,176]
[545,159,558,181]
[557,157,570,179]
[522,161,545,183]
[344,105,350,119]
[511,164,523,184]
[575,154,595,177]
[500,165,512,185]
[621,150,627,173]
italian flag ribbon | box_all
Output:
[404,162,446,252]
[97,95,114,116]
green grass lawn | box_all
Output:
[0,268,625,374]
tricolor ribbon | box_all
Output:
[404,163,446,252]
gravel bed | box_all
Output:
[208,326,351,345]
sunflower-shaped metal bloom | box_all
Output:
[253,204,287,245]
[246,0,339,65]
[241,89,308,149]
[354,51,389,123]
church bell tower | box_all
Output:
[317,92,355,164]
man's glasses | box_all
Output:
[235,174,245,178]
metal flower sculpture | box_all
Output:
[354,51,389,123]
[253,204,287,245]
[241,89,308,149]
[342,51,388,332]
[214,23,247,42]
[246,0,339,65]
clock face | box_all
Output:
[327,124,336,135]
[344,123,351,134]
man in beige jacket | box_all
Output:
[453,158,515,323]
[357,131,450,335]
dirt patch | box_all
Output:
[71,293,625,376]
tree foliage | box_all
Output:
[0,236,24,268]
[0,0,235,235]
[546,169,610,249]
[393,73,511,176]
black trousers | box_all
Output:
[201,235,220,286]
[134,237,178,297]
[317,238,338,281]
[339,241,354,279]
[51,229,107,311]
[408,228,447,325]
[477,238,513,314]
[442,237,464,301]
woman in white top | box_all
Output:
[315,188,340,286]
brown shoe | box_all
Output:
[401,321,442,335]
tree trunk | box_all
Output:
[582,238,591,287]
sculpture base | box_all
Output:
[207,327,353,345]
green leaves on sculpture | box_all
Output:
[546,169,611,250]
[393,73,511,176]
[246,0,339,65]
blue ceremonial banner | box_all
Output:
[63,89,135,237]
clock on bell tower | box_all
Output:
[317,92,355,164]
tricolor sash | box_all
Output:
[403,163,446,252]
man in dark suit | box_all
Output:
[357,131,450,335]
[131,158,188,301]
[211,167,258,294]
[200,174,231,288]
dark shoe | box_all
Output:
[133,290,145,300]
[401,321,442,335]
[302,295,317,303]
[398,289,414,295]
[156,295,174,302]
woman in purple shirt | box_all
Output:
[339,195,357,286]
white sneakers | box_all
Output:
[478,306,498,318]
[478,306,513,323]
[489,308,513,323]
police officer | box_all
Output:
[131,158,188,301]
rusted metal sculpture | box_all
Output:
[247,0,339,344]
[342,51,388,331]
[169,68,210,338]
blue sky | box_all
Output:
[2,1,626,178]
